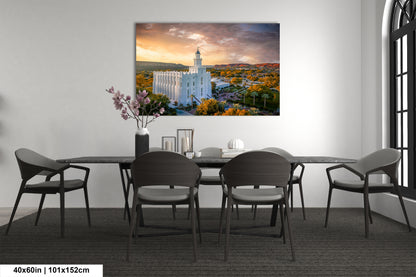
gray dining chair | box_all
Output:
[6,148,91,237]
[127,151,202,262]
[263,147,306,220]
[198,147,241,219]
[325,148,411,237]
[218,151,295,261]
[150,147,178,219]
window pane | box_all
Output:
[403,74,408,110]
[397,114,402,147]
[396,39,402,74]
[403,111,408,147]
[403,149,408,188]
[398,153,402,186]
[403,35,408,73]
[396,76,402,111]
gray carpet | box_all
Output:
[0,208,415,277]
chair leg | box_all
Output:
[170,186,176,220]
[289,184,294,212]
[35,193,46,226]
[60,191,65,238]
[83,187,91,227]
[270,204,278,226]
[324,187,333,228]
[224,194,232,261]
[298,181,306,220]
[195,197,202,243]
[253,186,259,220]
[135,205,141,238]
[190,196,198,262]
[396,186,411,232]
[5,190,24,235]
[279,202,285,243]
[172,205,176,220]
[235,204,240,220]
[138,204,144,227]
[367,198,373,224]
[283,187,295,261]
[218,193,226,244]
[363,189,370,238]
[127,187,139,262]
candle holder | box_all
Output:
[177,129,194,155]
[161,136,177,152]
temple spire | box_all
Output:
[194,47,202,67]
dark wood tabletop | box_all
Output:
[57,155,356,165]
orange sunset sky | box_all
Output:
[136,23,280,66]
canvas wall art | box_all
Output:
[135,23,280,116]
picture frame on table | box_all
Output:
[161,136,177,152]
[177,129,194,155]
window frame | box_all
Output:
[389,0,416,199]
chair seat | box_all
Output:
[138,187,198,203]
[334,179,393,190]
[25,179,84,193]
[225,187,284,203]
[200,175,221,185]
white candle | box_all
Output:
[181,137,187,153]
[164,141,171,151]
[185,137,190,152]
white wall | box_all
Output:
[0,0,375,212]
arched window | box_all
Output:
[390,0,415,198]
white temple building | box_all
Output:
[153,48,212,105]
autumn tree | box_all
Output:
[222,108,250,115]
[230,77,242,86]
[196,99,225,115]
[263,75,280,89]
[136,73,153,91]
[248,84,272,94]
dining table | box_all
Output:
[57,154,356,224]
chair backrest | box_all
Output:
[15,148,67,180]
[199,147,222,158]
[262,147,294,159]
[355,148,401,177]
[131,151,201,188]
[220,151,290,187]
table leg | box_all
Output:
[119,163,131,223]
[270,163,295,226]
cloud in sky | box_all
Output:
[136,23,280,65]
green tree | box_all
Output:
[148,93,170,111]
[211,82,216,94]
[250,91,258,105]
[261,93,270,108]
